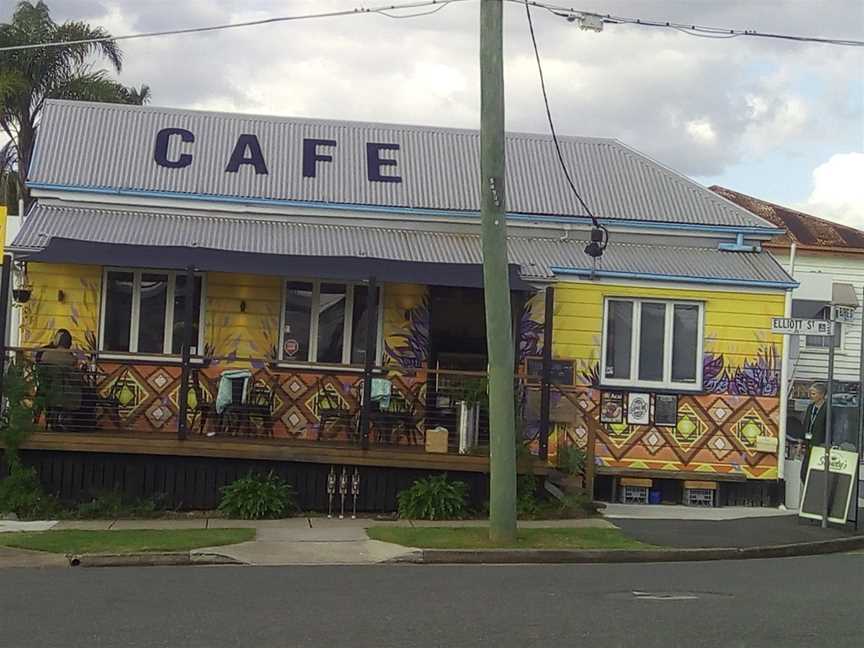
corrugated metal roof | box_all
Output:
[13,203,794,286]
[711,185,864,251]
[28,100,773,229]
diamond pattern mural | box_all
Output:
[550,385,779,480]
[89,361,428,444]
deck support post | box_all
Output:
[538,286,554,461]
[359,276,378,450]
[177,265,195,441]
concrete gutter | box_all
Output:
[394,535,864,565]
[67,552,242,568]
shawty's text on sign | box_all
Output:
[153,128,402,183]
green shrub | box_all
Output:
[516,473,539,518]
[0,363,39,462]
[0,463,58,519]
[218,471,297,520]
[532,493,598,520]
[397,474,468,520]
[76,491,166,519]
[557,445,586,476]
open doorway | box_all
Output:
[429,286,488,372]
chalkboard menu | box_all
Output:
[654,394,678,427]
[799,447,858,525]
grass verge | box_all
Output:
[366,526,654,550]
[0,528,255,554]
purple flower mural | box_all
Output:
[703,344,780,397]
[384,293,430,369]
[518,301,544,364]
[567,345,779,397]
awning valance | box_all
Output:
[23,237,527,289]
[12,203,797,289]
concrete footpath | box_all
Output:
[1,506,862,568]
[602,503,864,548]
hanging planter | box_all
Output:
[12,261,32,304]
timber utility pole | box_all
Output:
[480,0,517,543]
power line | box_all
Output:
[522,0,607,246]
[517,0,864,47]
[0,0,859,52]
[0,0,471,53]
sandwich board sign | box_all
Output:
[799,447,858,525]
[771,318,834,336]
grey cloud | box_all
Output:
[1,0,861,180]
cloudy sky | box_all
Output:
[5,0,863,225]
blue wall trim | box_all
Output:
[550,266,798,289]
[27,182,783,237]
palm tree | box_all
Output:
[0,1,151,207]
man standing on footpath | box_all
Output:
[799,382,828,487]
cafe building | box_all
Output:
[2,100,796,510]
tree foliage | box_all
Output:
[0,1,151,205]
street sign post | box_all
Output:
[771,318,834,336]
[773,315,836,528]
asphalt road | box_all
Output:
[1,554,862,648]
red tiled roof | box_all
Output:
[710,185,864,253]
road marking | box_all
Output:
[632,591,700,601]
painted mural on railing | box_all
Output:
[83,362,429,445]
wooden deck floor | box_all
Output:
[16,432,550,475]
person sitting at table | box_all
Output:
[36,329,82,431]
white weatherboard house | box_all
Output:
[713,187,864,507]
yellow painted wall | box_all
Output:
[19,262,102,350]
[0,205,6,254]
[204,272,282,359]
[552,281,785,379]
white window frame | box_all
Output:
[278,279,385,366]
[600,297,705,391]
[99,268,207,356]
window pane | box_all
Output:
[137,274,168,353]
[317,284,346,363]
[672,304,699,382]
[638,303,666,381]
[350,286,381,364]
[604,301,633,379]
[283,282,313,360]
[103,272,134,352]
[171,276,203,355]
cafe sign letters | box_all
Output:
[153,128,403,183]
